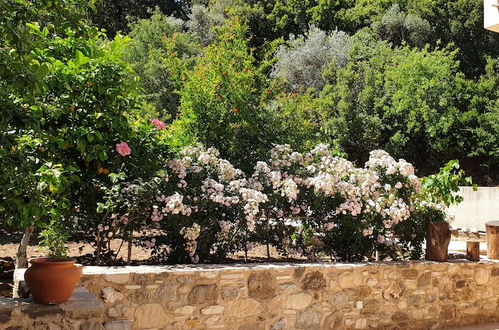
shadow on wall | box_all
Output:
[447,187,499,231]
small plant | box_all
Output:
[420,160,476,208]
[39,220,69,259]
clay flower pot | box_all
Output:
[425,221,451,262]
[25,258,82,305]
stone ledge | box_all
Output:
[0,287,104,330]
[13,258,499,282]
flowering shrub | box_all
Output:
[247,144,438,261]
[96,142,451,263]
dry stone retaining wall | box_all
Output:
[70,260,499,329]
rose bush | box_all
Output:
[96,143,454,263]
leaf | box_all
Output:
[99,151,108,161]
[75,50,90,66]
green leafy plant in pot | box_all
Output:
[421,160,476,262]
[24,219,82,305]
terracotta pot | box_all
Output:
[425,221,451,262]
[24,257,82,305]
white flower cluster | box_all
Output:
[180,223,201,262]
[252,144,442,233]
[154,145,268,233]
[154,193,193,217]
[147,143,445,260]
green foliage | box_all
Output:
[421,160,475,208]
[373,3,432,47]
[39,219,70,258]
[320,40,484,174]
[88,0,190,37]
[123,9,200,120]
[0,0,169,257]
[172,19,297,172]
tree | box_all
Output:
[123,9,200,120]
[271,26,351,93]
[88,0,190,37]
[321,38,479,175]
[0,0,167,267]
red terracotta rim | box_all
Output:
[29,257,77,265]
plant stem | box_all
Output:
[15,225,34,269]
[95,233,101,265]
[266,211,271,260]
[126,229,132,265]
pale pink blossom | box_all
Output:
[116,142,131,156]
[150,118,167,130]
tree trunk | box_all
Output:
[15,225,34,269]
[466,241,480,261]
[486,221,499,259]
[425,221,450,262]
[266,213,271,260]
[13,225,34,298]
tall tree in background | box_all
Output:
[89,0,191,36]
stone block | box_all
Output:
[201,305,224,315]
[296,306,322,329]
[134,303,168,328]
[103,320,132,330]
[187,284,218,305]
[174,305,196,315]
[221,286,240,301]
[417,272,432,287]
[248,271,276,300]
[104,274,130,284]
[301,271,326,290]
[107,303,133,319]
[271,317,287,330]
[284,293,312,310]
[355,318,367,329]
[401,269,419,279]
[61,287,104,318]
[339,272,363,288]
[80,320,105,330]
[101,287,124,304]
[383,281,405,299]
[228,298,262,318]
[475,268,490,285]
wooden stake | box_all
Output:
[466,241,480,261]
[486,221,499,259]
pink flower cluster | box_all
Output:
[116,142,131,156]
[150,118,167,130]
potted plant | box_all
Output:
[420,160,476,262]
[24,220,82,305]
[424,209,451,262]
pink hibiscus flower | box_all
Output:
[150,118,167,130]
[116,142,131,156]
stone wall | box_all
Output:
[15,260,499,329]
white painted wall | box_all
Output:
[447,187,499,231]
[484,0,499,32]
